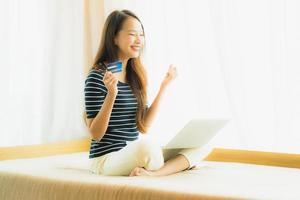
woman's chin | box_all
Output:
[128,50,141,58]
[129,54,140,59]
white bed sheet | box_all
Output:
[0,152,300,200]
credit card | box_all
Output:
[106,61,122,73]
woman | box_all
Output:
[84,10,200,176]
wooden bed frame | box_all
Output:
[1,138,300,169]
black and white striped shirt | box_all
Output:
[84,69,139,158]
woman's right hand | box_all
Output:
[103,71,118,96]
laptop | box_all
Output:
[161,118,230,149]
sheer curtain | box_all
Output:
[1,0,300,154]
[0,0,88,146]
[209,0,300,153]
[103,0,300,153]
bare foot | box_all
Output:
[129,167,155,177]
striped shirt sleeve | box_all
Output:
[84,70,108,119]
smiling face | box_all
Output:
[114,17,145,60]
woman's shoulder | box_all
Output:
[85,67,105,86]
[86,68,104,79]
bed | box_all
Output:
[1,139,300,200]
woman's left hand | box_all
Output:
[161,64,178,89]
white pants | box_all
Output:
[90,137,211,176]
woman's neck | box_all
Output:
[116,58,129,83]
[121,59,128,71]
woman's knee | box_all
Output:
[178,146,212,169]
[135,138,164,170]
[136,138,161,157]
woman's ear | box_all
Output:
[114,37,118,46]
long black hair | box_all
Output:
[90,10,148,133]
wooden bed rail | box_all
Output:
[0,138,90,160]
[1,139,300,169]
[204,148,300,169]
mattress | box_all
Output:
[0,152,300,200]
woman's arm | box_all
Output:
[143,65,178,132]
[87,71,118,141]
[143,85,167,132]
[87,93,117,141]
